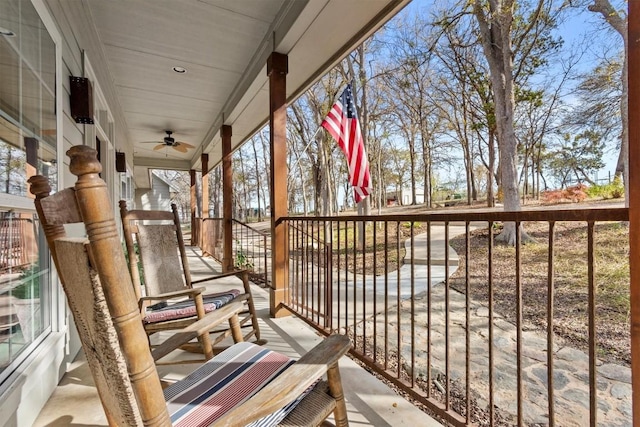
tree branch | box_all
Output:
[588,0,627,37]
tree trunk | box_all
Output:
[521,152,528,205]
[473,0,532,245]
[5,148,12,194]
[409,135,416,205]
[258,130,271,219]
[319,140,334,216]
[251,138,262,221]
[488,130,496,207]
[238,148,248,220]
[428,160,433,208]
[470,164,478,202]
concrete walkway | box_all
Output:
[361,222,632,426]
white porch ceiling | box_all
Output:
[82,0,410,187]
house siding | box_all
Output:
[0,1,131,425]
[135,174,173,211]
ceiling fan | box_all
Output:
[142,130,195,153]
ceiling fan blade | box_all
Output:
[173,144,188,153]
[153,144,166,151]
[176,141,195,149]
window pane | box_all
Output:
[0,211,50,374]
[0,37,20,123]
[0,117,57,200]
[0,0,57,379]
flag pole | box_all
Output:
[289,126,323,175]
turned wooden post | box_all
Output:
[119,200,143,302]
[28,176,67,274]
[67,146,171,426]
[327,363,348,427]
[29,176,122,426]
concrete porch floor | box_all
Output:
[33,247,441,427]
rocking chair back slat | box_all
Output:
[136,225,188,295]
[56,238,143,426]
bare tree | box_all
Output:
[472,0,565,244]
[345,44,373,216]
[289,83,338,216]
[432,21,485,205]
[209,165,222,217]
[233,145,250,220]
[378,15,442,207]
[250,136,263,221]
[258,129,271,215]
[586,0,628,204]
[516,51,578,200]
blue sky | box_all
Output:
[397,0,625,189]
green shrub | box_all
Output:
[585,176,624,200]
[123,241,145,285]
[609,176,624,198]
[14,265,41,299]
[234,240,254,269]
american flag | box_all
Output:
[321,84,372,203]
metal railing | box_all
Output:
[201,218,270,285]
[282,207,629,426]
[0,217,38,273]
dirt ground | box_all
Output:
[448,220,630,366]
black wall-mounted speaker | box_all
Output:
[115,152,126,173]
[70,76,94,124]
[25,137,38,168]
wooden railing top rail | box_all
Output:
[280,207,628,224]
[202,216,270,237]
[231,219,270,237]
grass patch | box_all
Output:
[329,221,428,276]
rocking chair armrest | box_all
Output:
[139,287,206,302]
[214,334,351,427]
[190,269,248,285]
[150,299,246,361]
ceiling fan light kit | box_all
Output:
[163,130,175,145]
[142,130,195,153]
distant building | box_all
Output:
[385,188,425,206]
[245,207,267,218]
[135,172,180,211]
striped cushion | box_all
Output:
[143,289,241,324]
[164,342,309,427]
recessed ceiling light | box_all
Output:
[172,66,187,74]
[0,27,16,37]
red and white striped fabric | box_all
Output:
[322,83,372,203]
[165,342,310,426]
[143,289,241,324]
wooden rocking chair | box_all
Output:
[119,201,263,357]
[28,145,350,426]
